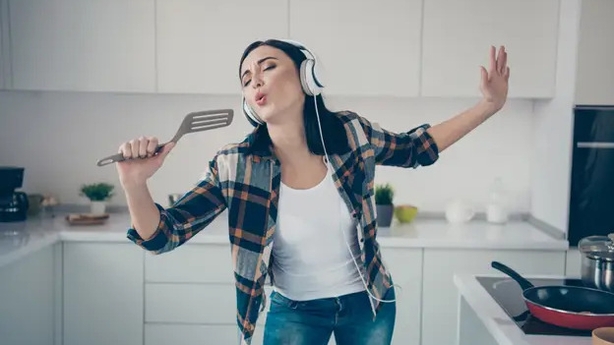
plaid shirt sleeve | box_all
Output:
[356,114,440,168]
[126,156,227,254]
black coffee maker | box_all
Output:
[0,167,29,222]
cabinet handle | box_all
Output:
[576,142,614,149]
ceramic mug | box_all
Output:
[593,327,614,345]
[445,200,475,224]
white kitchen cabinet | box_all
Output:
[143,243,260,344]
[9,0,156,93]
[143,244,421,345]
[0,245,58,345]
[574,0,614,105]
[421,249,566,345]
[379,247,423,345]
[155,0,289,95]
[63,242,144,345]
[289,0,422,97]
[146,324,248,345]
[421,0,560,99]
[145,242,234,283]
[566,248,582,278]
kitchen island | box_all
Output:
[454,273,592,345]
[0,211,571,345]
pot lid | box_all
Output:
[578,233,614,260]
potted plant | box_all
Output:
[80,182,114,214]
[375,183,395,227]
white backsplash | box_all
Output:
[0,90,534,213]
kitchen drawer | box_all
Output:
[145,243,234,283]
[144,322,337,345]
[145,324,260,345]
[145,283,271,325]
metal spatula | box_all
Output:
[96,108,234,167]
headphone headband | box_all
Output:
[242,39,323,126]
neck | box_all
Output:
[267,121,314,165]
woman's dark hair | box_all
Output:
[239,39,350,156]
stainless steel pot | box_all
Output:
[579,233,614,292]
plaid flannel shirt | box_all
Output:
[127,110,439,345]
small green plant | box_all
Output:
[80,182,115,201]
[375,183,394,205]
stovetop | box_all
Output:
[476,276,592,337]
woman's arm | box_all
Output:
[355,46,510,168]
[426,99,497,152]
[126,155,227,254]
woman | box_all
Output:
[117,39,509,345]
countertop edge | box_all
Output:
[0,232,61,268]
[0,215,571,270]
[57,232,569,250]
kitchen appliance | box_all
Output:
[97,109,234,166]
[568,105,614,247]
[491,261,614,330]
[578,234,614,292]
[477,275,594,336]
[0,166,29,222]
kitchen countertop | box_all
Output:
[454,273,591,345]
[0,211,569,269]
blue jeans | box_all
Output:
[263,287,396,345]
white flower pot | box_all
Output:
[90,201,107,215]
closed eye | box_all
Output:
[242,65,276,87]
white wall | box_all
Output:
[531,0,582,232]
[0,90,533,213]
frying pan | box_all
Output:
[491,261,614,330]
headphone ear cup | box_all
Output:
[299,60,314,96]
[300,58,322,96]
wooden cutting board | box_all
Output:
[65,213,110,226]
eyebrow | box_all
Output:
[241,56,278,80]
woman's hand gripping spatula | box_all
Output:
[96,109,234,167]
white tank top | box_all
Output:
[271,169,366,301]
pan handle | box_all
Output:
[491,261,536,291]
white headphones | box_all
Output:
[242,39,324,126]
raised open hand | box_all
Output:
[480,45,510,113]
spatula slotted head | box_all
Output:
[96,108,234,167]
[171,109,234,142]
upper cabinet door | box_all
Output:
[289,0,422,98]
[421,0,560,99]
[9,0,156,93]
[574,0,614,105]
[156,0,289,95]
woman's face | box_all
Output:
[240,45,305,125]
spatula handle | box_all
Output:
[96,153,126,166]
[96,145,165,167]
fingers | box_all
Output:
[480,66,488,83]
[487,45,508,76]
[145,137,159,157]
[489,45,497,73]
[497,46,507,74]
[118,137,161,160]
